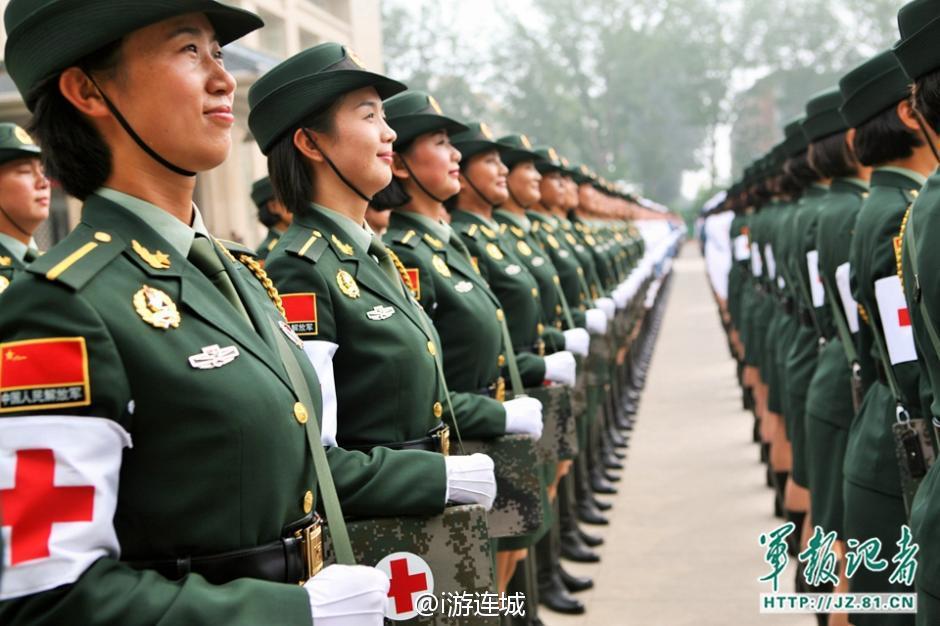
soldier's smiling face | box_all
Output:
[461,149,508,206]
[73,13,237,175]
[507,160,542,207]
[539,170,566,209]
[394,129,462,201]
[0,157,50,237]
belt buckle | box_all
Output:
[295,515,324,582]
[495,376,506,402]
[435,424,451,456]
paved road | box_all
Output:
[545,244,811,625]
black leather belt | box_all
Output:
[342,422,450,455]
[125,513,324,585]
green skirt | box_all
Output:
[806,416,848,535]
[843,480,914,626]
[784,325,819,488]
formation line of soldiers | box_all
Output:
[0,1,682,625]
[704,2,940,625]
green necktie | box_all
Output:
[368,236,405,296]
[188,236,252,325]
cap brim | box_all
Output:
[453,139,510,162]
[0,146,41,166]
[390,113,469,149]
[501,148,545,169]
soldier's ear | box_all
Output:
[58,67,110,120]
[897,99,921,133]
[293,128,325,164]
[390,154,409,179]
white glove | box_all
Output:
[585,308,608,335]
[612,285,629,309]
[305,564,390,626]
[444,453,497,510]
[595,297,616,320]
[543,350,576,386]
[563,327,590,356]
[503,396,544,439]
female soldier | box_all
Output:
[0,123,50,290]
[249,44,497,519]
[889,2,940,619]
[446,122,577,390]
[0,3,387,624]
[843,48,932,626]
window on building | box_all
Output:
[305,0,350,22]
[299,29,321,51]
[256,8,287,57]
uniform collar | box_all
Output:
[874,166,928,188]
[494,209,531,232]
[314,203,373,253]
[394,210,451,241]
[0,231,34,263]
[95,187,209,257]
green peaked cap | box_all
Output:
[783,116,808,157]
[450,121,510,163]
[894,0,940,80]
[533,146,565,173]
[383,90,467,150]
[571,163,597,185]
[802,88,847,142]
[839,50,911,127]
[4,0,262,109]
[497,134,545,169]
[0,123,41,166]
[249,42,407,154]
[250,176,274,209]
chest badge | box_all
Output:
[336,270,361,299]
[279,320,305,348]
[505,264,522,276]
[432,255,451,277]
[188,344,240,370]
[486,243,504,261]
[0,256,10,267]
[0,275,9,294]
[516,241,533,257]
[133,285,181,329]
[132,240,171,270]
[366,305,396,321]
[532,256,545,267]
[455,281,474,293]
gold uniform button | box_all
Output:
[531,288,538,297]
[498,354,506,367]
[433,402,443,418]
[427,341,437,357]
[911,189,920,198]
[496,309,505,321]
[555,305,562,314]
[537,323,544,334]
[94,232,112,243]
[303,490,314,514]
[293,402,309,425]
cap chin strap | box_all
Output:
[83,71,196,178]
[463,171,500,209]
[507,186,530,210]
[0,203,32,238]
[397,155,446,204]
[302,129,372,203]
[913,108,940,165]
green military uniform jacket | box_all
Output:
[255,227,283,262]
[847,169,926,497]
[527,211,593,319]
[494,209,573,344]
[264,203,447,509]
[555,214,605,301]
[0,194,423,625]
[450,209,553,386]
[384,211,507,439]
[568,212,617,294]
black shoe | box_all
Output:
[538,576,586,615]
[604,457,624,471]
[559,565,594,593]
[602,469,621,482]
[765,464,773,489]
[560,535,600,563]
[592,497,613,511]
[590,473,618,494]
[760,442,769,464]
[612,449,627,460]
[578,528,604,546]
[577,504,609,525]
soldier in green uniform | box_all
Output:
[893,2,940,620]
[249,44,497,517]
[0,123,49,292]
[842,47,931,626]
[250,175,292,262]
[447,122,578,390]
[0,3,391,624]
